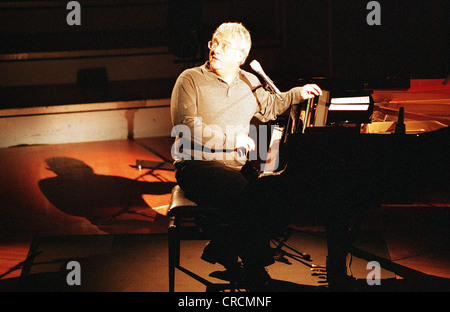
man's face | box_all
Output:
[208,35,244,73]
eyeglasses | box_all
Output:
[208,40,243,53]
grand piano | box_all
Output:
[265,77,450,289]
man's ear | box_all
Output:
[239,52,248,66]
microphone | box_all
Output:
[250,60,283,100]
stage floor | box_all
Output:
[0,137,449,292]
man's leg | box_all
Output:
[174,160,249,209]
[174,160,249,270]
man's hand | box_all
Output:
[299,84,322,100]
[235,134,255,153]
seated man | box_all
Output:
[170,22,321,290]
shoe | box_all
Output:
[201,241,238,268]
[209,263,244,282]
[243,267,271,291]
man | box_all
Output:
[170,22,321,290]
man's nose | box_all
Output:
[210,48,221,57]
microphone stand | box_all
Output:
[264,82,283,100]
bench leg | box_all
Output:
[168,222,179,292]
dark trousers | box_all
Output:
[174,160,296,268]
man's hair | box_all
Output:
[212,22,252,57]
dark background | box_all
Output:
[0,0,448,107]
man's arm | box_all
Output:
[253,83,322,122]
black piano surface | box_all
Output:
[285,125,449,207]
[277,78,449,289]
[283,77,449,208]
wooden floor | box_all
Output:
[0,136,449,292]
[0,137,176,284]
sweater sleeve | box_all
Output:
[239,70,302,123]
[252,85,303,123]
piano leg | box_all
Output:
[325,216,353,290]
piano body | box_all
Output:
[266,78,450,288]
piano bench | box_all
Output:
[167,185,234,292]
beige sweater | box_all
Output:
[170,62,302,169]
